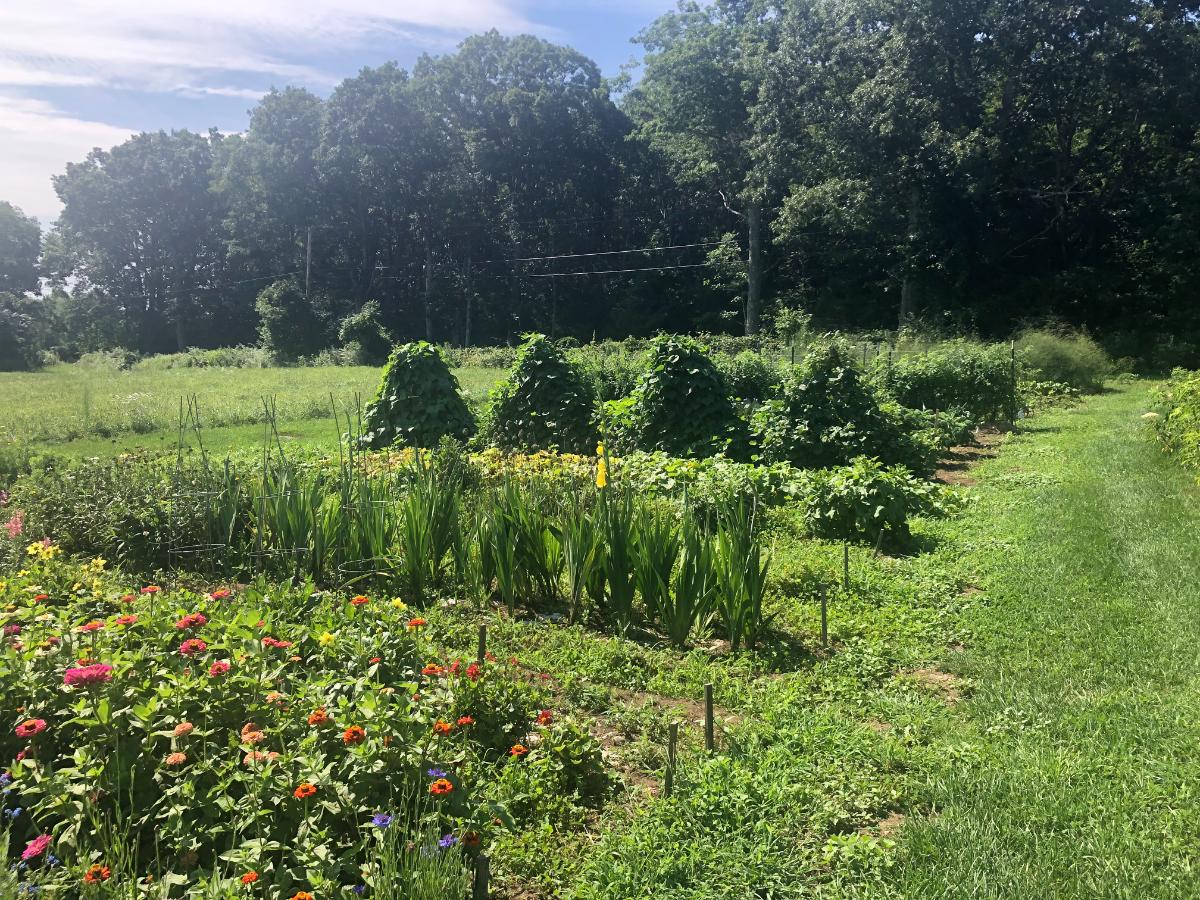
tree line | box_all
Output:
[2,0,1199,362]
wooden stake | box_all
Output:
[477,623,487,665]
[473,853,490,900]
[664,721,679,797]
[704,683,715,754]
[820,586,828,647]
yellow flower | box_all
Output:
[391,598,407,611]
[596,459,608,489]
[90,557,107,571]
[25,543,40,557]
[596,442,605,457]
[318,632,336,647]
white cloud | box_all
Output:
[0,95,134,226]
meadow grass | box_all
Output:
[0,363,504,450]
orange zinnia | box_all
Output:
[432,719,452,736]
[510,744,530,758]
[83,864,111,884]
[293,782,317,799]
[240,722,265,744]
[307,707,329,726]
[405,617,427,630]
[240,871,259,884]
[342,725,366,745]
[290,893,315,900]
[350,595,369,607]
[429,778,453,796]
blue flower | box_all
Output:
[4,806,21,818]
[0,773,11,786]
[352,887,366,896]
[46,855,60,868]
[438,834,458,849]
[18,884,41,895]
[371,813,393,828]
[426,767,447,779]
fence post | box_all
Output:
[704,683,715,754]
[473,853,490,900]
[1010,339,1018,423]
[664,721,679,797]
[477,623,487,665]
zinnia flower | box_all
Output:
[406,618,427,630]
[78,620,105,633]
[243,750,280,766]
[429,778,453,796]
[21,834,51,861]
[240,871,259,884]
[293,782,317,799]
[63,663,113,687]
[456,715,475,728]
[165,751,187,766]
[465,663,481,680]
[307,707,329,726]
[174,612,207,630]
[432,719,452,736]
[140,585,161,594]
[15,719,46,738]
[179,638,207,656]
[290,893,314,900]
[318,631,336,647]
[350,595,369,607]
[173,722,194,738]
[3,624,20,636]
[536,709,554,726]
[240,723,265,744]
[83,863,111,883]
[510,744,530,758]
[261,636,293,649]
[209,588,232,600]
[114,615,138,627]
[422,664,444,677]
[342,725,366,745]
[391,598,407,610]
[208,660,230,678]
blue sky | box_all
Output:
[0,0,676,226]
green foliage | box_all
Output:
[1017,328,1111,393]
[255,277,327,361]
[716,350,781,402]
[800,456,953,544]
[870,339,1015,422]
[0,201,40,294]
[486,334,598,454]
[713,501,771,651]
[1150,369,1200,475]
[753,340,935,473]
[659,517,717,647]
[361,342,474,449]
[0,292,44,372]
[338,300,395,366]
[627,335,745,458]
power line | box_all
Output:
[155,270,303,303]
[514,239,735,264]
[525,262,715,278]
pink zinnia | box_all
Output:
[209,588,231,600]
[114,615,138,627]
[140,585,161,594]
[174,612,207,630]
[63,664,114,687]
[21,834,51,861]
[15,719,46,738]
[208,660,230,678]
[173,721,194,737]
[78,621,105,633]
[179,638,207,657]
[3,624,20,636]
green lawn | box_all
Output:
[851,383,1200,898]
[0,363,504,455]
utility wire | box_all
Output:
[525,262,715,278]
[153,270,304,303]
[514,239,734,264]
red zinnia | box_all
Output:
[114,615,138,626]
[15,719,46,738]
[510,744,530,758]
[429,778,453,796]
[32,593,49,603]
[208,660,231,677]
[536,709,554,727]
[83,864,112,884]
[465,663,481,680]
[422,664,444,677]
[406,618,427,630]
[350,595,369,607]
[456,715,475,728]
[179,638,207,656]
[175,612,207,630]
[240,871,259,884]
[293,782,317,799]
[342,725,366,745]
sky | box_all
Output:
[0,0,676,227]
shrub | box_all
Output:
[255,277,327,361]
[753,340,935,474]
[626,335,745,458]
[717,350,781,402]
[870,339,1015,421]
[0,292,43,371]
[339,300,394,366]
[1150,368,1200,475]
[571,345,646,402]
[801,456,953,545]
[360,342,475,449]
[485,334,598,454]
[1016,328,1110,393]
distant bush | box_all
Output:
[753,340,937,474]
[77,348,139,370]
[255,277,327,361]
[870,339,1015,422]
[1016,328,1110,393]
[571,345,646,402]
[360,342,474,449]
[626,335,746,458]
[1150,368,1200,475]
[338,300,393,366]
[0,292,43,372]
[484,334,598,454]
[442,345,519,369]
[132,346,273,370]
[717,350,780,402]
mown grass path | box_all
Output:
[873,384,1200,898]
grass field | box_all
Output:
[0,363,504,457]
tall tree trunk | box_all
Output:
[898,184,922,329]
[746,203,763,335]
[422,231,434,342]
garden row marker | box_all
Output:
[473,853,490,899]
[664,721,679,797]
[477,623,487,665]
[704,683,715,754]
[820,586,829,647]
